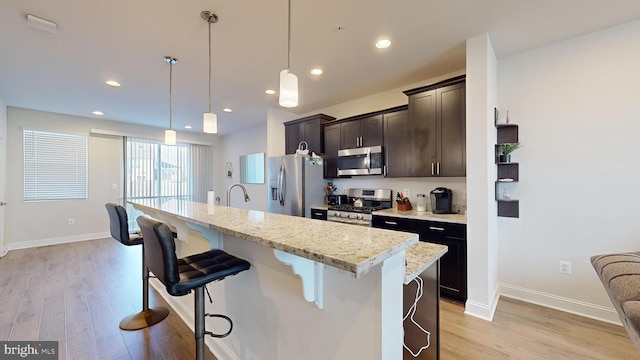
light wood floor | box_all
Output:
[440,295,637,359]
[0,238,215,360]
[1,238,637,360]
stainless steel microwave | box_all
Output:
[337,145,383,176]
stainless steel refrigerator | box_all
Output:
[267,155,325,217]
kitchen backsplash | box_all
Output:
[329,176,467,212]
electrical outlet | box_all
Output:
[68,218,75,225]
[559,261,572,274]
[403,188,410,198]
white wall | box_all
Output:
[496,19,640,322]
[216,124,269,211]
[464,33,499,320]
[5,107,217,249]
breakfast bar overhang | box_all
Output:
[130,199,445,360]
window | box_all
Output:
[23,129,88,201]
[124,137,212,204]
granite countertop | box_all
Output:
[404,242,448,284]
[310,205,329,210]
[129,199,418,277]
[374,208,466,224]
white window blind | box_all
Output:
[23,129,88,201]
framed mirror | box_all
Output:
[240,152,265,184]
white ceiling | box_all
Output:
[1,0,640,135]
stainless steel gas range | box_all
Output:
[327,188,393,226]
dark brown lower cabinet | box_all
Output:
[372,215,467,303]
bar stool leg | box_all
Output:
[119,244,170,330]
[195,287,206,360]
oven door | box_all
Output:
[337,146,383,176]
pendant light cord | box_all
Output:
[169,61,173,130]
[208,20,212,113]
[287,0,291,69]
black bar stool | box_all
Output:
[105,203,170,330]
[136,214,250,360]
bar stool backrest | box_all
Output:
[137,214,181,290]
[105,203,140,245]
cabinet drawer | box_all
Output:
[371,215,412,232]
[413,220,466,240]
[310,209,327,220]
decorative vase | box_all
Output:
[499,154,511,163]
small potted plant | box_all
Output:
[499,142,520,163]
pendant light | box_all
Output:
[164,56,178,146]
[279,0,298,108]
[201,11,218,134]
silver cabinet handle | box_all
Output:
[429,226,445,231]
[431,163,435,175]
[437,162,440,175]
[0,201,6,206]
[384,221,398,225]
[383,165,387,176]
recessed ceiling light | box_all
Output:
[105,80,121,87]
[375,39,391,49]
[223,108,232,113]
[92,110,104,116]
[310,68,323,76]
[185,125,192,129]
[265,89,276,95]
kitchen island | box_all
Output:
[129,199,444,360]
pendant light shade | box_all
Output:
[164,129,177,145]
[202,11,219,134]
[279,0,298,108]
[203,112,218,133]
[164,56,178,146]
[279,69,298,107]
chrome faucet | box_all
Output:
[227,183,251,206]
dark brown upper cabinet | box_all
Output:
[383,109,411,177]
[323,123,341,179]
[340,114,383,149]
[284,114,335,155]
[404,76,466,177]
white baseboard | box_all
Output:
[7,232,110,251]
[498,283,622,325]
[148,279,238,360]
[464,290,500,321]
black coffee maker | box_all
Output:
[430,187,453,214]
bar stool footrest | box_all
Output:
[204,313,233,338]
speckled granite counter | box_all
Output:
[130,199,418,277]
[374,208,466,224]
[310,204,329,210]
[404,242,447,284]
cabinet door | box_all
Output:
[285,123,302,155]
[341,121,361,149]
[383,110,411,177]
[360,115,383,147]
[437,82,466,176]
[323,124,341,178]
[301,119,323,154]
[411,90,437,176]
